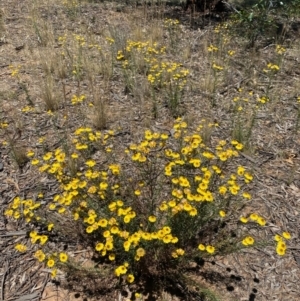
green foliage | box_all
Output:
[231,1,277,46]
[231,0,300,46]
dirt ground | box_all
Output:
[1,1,300,301]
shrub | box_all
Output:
[230,0,300,46]
[4,118,290,298]
[116,37,189,117]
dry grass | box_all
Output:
[0,0,300,301]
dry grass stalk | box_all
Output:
[41,76,59,111]
[92,91,107,130]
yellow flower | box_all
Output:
[159,202,168,211]
[244,172,253,182]
[276,245,286,256]
[242,236,255,246]
[162,226,171,234]
[116,50,124,60]
[148,215,156,222]
[103,230,111,238]
[115,265,127,276]
[246,237,254,245]
[202,151,215,159]
[85,160,96,167]
[96,243,104,251]
[172,251,178,258]
[190,158,201,167]
[142,232,151,240]
[206,245,215,254]
[237,166,245,176]
[99,182,108,190]
[257,216,266,226]
[208,44,218,52]
[106,242,113,251]
[31,159,40,165]
[47,259,55,268]
[235,143,243,150]
[218,186,227,195]
[111,226,119,234]
[108,217,117,225]
[43,152,52,161]
[132,153,140,161]
[182,202,192,211]
[4,209,13,217]
[15,244,27,252]
[277,241,286,250]
[144,130,153,140]
[71,153,78,159]
[58,207,66,214]
[123,215,131,223]
[240,216,248,223]
[73,212,79,220]
[229,186,238,195]
[171,236,178,243]
[86,216,95,225]
[34,250,46,262]
[109,254,115,261]
[212,63,223,71]
[218,152,228,161]
[250,213,258,221]
[162,234,172,244]
[56,152,65,162]
[219,210,226,218]
[40,235,48,245]
[198,244,205,251]
[165,167,172,176]
[88,186,97,194]
[176,248,185,256]
[124,241,131,251]
[151,232,158,239]
[242,192,251,199]
[98,219,108,227]
[109,202,117,211]
[59,252,68,262]
[161,133,169,140]
[189,208,197,216]
[0,122,8,129]
[276,45,286,54]
[274,234,282,242]
[50,268,57,278]
[282,232,291,240]
[168,200,176,207]
[127,274,135,283]
[136,248,146,257]
[13,211,20,219]
[109,164,120,175]
[27,150,34,158]
[31,233,40,243]
[86,226,94,233]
